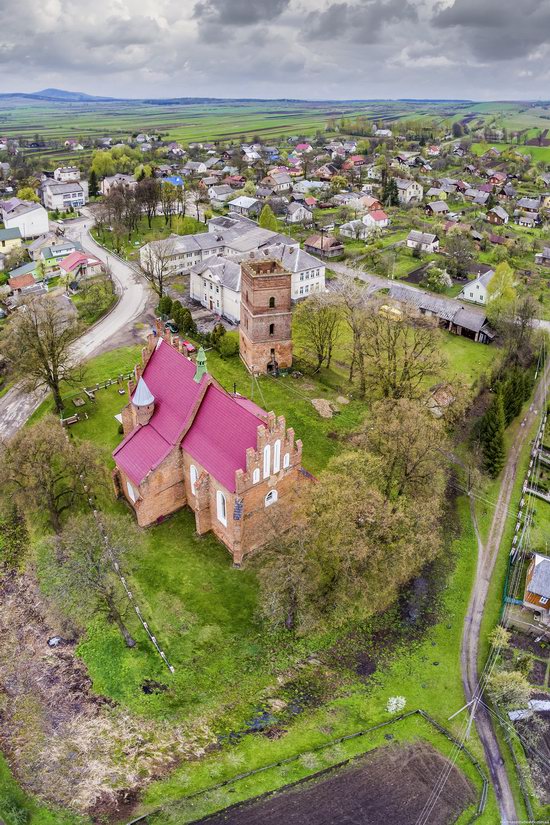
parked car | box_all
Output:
[181,340,196,353]
[164,320,178,334]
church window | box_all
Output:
[216,490,227,526]
[269,296,275,308]
[265,489,278,507]
[273,439,281,473]
[127,480,138,503]
[252,467,260,484]
[190,464,198,495]
[263,444,271,479]
[283,452,290,469]
[269,323,275,336]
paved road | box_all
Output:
[0,215,150,440]
[461,357,550,824]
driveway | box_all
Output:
[0,215,151,440]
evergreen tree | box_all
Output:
[88,169,99,198]
[481,392,506,477]
[382,177,399,207]
[258,204,279,231]
[158,295,173,317]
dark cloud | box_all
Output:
[433,0,550,60]
[306,0,417,43]
[194,0,290,27]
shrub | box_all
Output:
[158,295,173,317]
[218,332,239,359]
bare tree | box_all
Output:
[139,238,176,298]
[1,294,82,412]
[42,512,142,646]
[361,303,444,399]
[333,280,369,398]
[294,293,342,371]
[0,415,105,533]
[136,176,160,227]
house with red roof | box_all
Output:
[113,328,307,564]
[59,251,103,279]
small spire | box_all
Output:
[133,376,155,406]
[194,347,208,383]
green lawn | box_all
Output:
[91,214,205,261]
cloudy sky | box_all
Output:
[1,0,549,100]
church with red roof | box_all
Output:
[112,327,307,564]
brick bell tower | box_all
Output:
[239,258,292,374]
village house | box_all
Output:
[208,184,234,206]
[406,230,439,254]
[523,554,550,625]
[227,196,261,217]
[100,174,137,196]
[0,226,22,255]
[304,234,344,259]
[535,247,550,267]
[425,200,449,217]
[395,177,423,205]
[40,239,83,271]
[0,198,49,239]
[285,202,313,224]
[362,209,390,229]
[457,270,495,305]
[59,250,104,281]
[112,333,307,565]
[262,171,292,192]
[190,256,241,323]
[53,166,80,182]
[487,205,509,225]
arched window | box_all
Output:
[190,464,198,496]
[269,323,275,336]
[283,452,290,469]
[216,490,227,526]
[127,480,138,503]
[265,489,278,507]
[263,444,271,479]
[252,467,260,484]
[269,296,275,308]
[273,439,281,473]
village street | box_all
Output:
[0,214,150,440]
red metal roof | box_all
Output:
[8,272,35,289]
[182,384,263,492]
[113,339,265,491]
[370,210,388,221]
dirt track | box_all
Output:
[461,357,550,823]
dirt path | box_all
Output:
[461,358,550,823]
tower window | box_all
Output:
[216,490,227,526]
[269,323,275,336]
[263,444,271,479]
[265,489,278,507]
[273,439,281,473]
[269,296,275,308]
[190,465,198,495]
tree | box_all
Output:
[480,391,506,477]
[445,231,474,278]
[360,304,444,400]
[294,293,342,371]
[88,169,99,198]
[0,295,82,412]
[382,177,399,207]
[487,261,516,305]
[0,415,105,533]
[258,401,447,633]
[489,294,539,367]
[160,181,178,226]
[487,669,531,709]
[452,122,463,138]
[140,238,176,298]
[258,204,279,231]
[136,176,160,227]
[422,266,452,293]
[211,323,226,351]
[41,513,142,646]
[218,332,239,358]
[16,186,39,203]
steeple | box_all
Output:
[132,377,155,425]
[194,347,208,383]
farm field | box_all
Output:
[3,96,550,157]
[179,741,476,825]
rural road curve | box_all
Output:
[461,357,550,824]
[0,214,150,440]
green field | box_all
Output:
[2,96,547,157]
